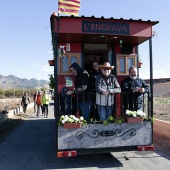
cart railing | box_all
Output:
[55,91,151,121]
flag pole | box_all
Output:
[57,2,60,31]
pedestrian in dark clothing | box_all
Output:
[67,62,92,122]
[33,91,38,114]
[121,66,149,112]
[21,92,30,113]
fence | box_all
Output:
[56,92,151,121]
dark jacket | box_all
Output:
[90,69,101,92]
[21,95,30,105]
[70,63,91,103]
[121,76,149,111]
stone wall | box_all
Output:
[58,122,152,150]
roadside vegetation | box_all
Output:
[0,88,46,112]
[0,107,33,143]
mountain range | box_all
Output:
[0,75,49,89]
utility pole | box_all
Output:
[13,86,15,105]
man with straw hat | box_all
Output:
[95,62,121,121]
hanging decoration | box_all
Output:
[58,45,66,58]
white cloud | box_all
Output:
[47,50,53,54]
[41,64,53,73]
[33,63,38,66]
[32,62,53,74]
[18,69,25,73]
[9,64,14,67]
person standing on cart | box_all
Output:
[121,66,149,112]
[95,62,121,121]
[67,62,92,122]
[89,61,101,92]
[89,61,101,120]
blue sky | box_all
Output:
[0,0,169,80]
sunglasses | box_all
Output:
[70,69,75,72]
[103,68,111,71]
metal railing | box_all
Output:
[55,92,151,121]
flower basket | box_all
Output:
[127,117,143,124]
[48,60,55,66]
[125,110,146,123]
[63,123,82,129]
[58,115,87,128]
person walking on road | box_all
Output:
[33,90,38,114]
[21,92,30,113]
[41,90,50,118]
[36,91,43,117]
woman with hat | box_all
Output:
[95,62,121,120]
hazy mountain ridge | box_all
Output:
[0,74,49,89]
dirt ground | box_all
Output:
[153,120,170,155]
[154,105,170,122]
[152,105,170,156]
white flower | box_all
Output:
[126,109,146,118]
[126,110,130,115]
[132,113,137,117]
[137,110,143,117]
[64,117,69,122]
[143,112,146,117]
[61,115,65,119]
[65,115,69,119]
[62,119,66,124]
[80,116,84,121]
[59,115,85,126]
[75,118,79,122]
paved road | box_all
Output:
[0,101,170,170]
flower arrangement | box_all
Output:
[125,110,146,118]
[58,115,87,126]
[102,116,125,125]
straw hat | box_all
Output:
[99,62,114,70]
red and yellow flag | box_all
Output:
[58,0,81,16]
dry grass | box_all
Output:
[0,98,22,112]
[0,98,33,112]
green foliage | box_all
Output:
[49,74,55,89]
[144,116,156,122]
[0,88,38,98]
[51,32,57,59]
[0,89,5,98]
[151,116,156,122]
[4,89,13,97]
[102,116,125,125]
